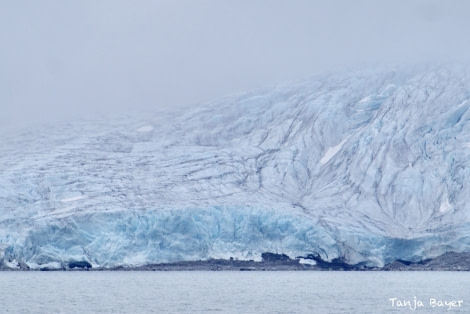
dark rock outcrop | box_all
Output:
[383,252,470,271]
[261,252,291,262]
[68,261,92,269]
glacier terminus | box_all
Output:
[2,64,470,270]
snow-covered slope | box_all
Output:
[2,64,470,269]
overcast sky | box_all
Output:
[1,0,470,129]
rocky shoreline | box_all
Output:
[3,251,470,271]
[127,251,470,272]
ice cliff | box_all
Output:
[2,64,470,269]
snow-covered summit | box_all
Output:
[2,64,470,269]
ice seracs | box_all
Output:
[1,64,470,269]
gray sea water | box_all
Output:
[0,271,467,313]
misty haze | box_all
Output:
[2,1,470,313]
[1,0,470,129]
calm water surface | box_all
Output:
[0,271,468,313]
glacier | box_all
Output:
[2,64,470,269]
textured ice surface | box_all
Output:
[2,64,470,269]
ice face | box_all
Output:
[2,64,470,269]
[6,207,335,268]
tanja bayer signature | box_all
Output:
[389,297,463,310]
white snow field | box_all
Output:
[2,64,470,269]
